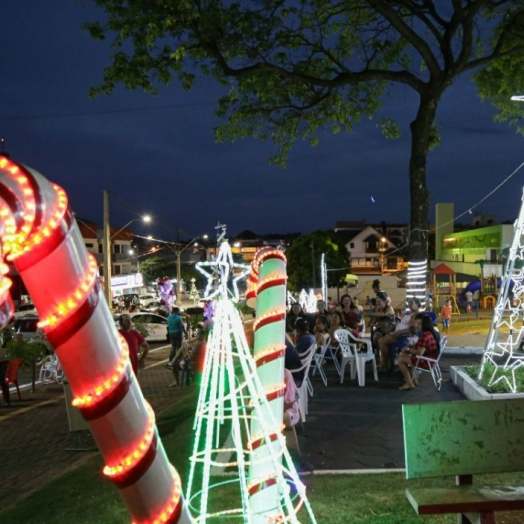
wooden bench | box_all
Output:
[403,398,524,524]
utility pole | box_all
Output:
[103,190,112,307]
[176,246,182,307]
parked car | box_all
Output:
[13,303,38,320]
[9,315,53,353]
[141,300,162,312]
[115,312,169,342]
[139,294,158,308]
[11,315,43,340]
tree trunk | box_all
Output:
[408,92,440,262]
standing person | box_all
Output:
[372,279,387,298]
[426,295,434,312]
[441,299,453,335]
[118,314,150,376]
[465,290,473,313]
[165,307,188,384]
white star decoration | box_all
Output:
[479,188,524,392]
[196,232,250,303]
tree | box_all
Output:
[286,230,350,290]
[85,1,524,261]
[139,256,176,284]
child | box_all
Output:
[283,368,300,429]
[441,299,453,335]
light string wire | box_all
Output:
[385,158,524,258]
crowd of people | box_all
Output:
[281,278,444,401]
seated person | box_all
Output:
[313,315,330,347]
[286,302,307,337]
[397,313,441,390]
[339,294,361,336]
[368,292,395,350]
[307,299,329,331]
[327,310,345,348]
[293,317,316,357]
[283,368,300,429]
[285,334,305,387]
[377,298,421,371]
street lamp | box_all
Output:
[378,237,387,275]
[102,189,152,307]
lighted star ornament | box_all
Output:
[479,188,524,392]
[196,223,250,302]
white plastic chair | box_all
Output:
[411,335,447,391]
[311,337,332,387]
[336,329,378,387]
[290,343,316,422]
[333,329,358,384]
[347,329,378,387]
[38,354,64,384]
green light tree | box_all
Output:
[84,1,524,261]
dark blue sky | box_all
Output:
[2,1,524,240]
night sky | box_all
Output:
[2,1,524,241]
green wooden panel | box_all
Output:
[403,399,524,479]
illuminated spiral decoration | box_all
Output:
[248,247,290,517]
[0,156,192,524]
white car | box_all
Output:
[139,295,159,308]
[117,312,169,343]
[13,303,38,320]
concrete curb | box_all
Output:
[306,468,405,475]
[443,346,484,355]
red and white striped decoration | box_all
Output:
[0,156,192,524]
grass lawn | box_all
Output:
[2,386,524,524]
[449,317,492,335]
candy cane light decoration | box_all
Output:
[0,156,192,524]
[248,246,317,523]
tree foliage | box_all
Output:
[139,256,176,284]
[286,230,350,290]
[85,1,524,260]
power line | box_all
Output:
[0,100,218,121]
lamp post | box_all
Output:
[378,237,387,276]
[102,189,151,307]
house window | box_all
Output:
[114,244,121,254]
[349,242,354,248]
[114,265,121,275]
[85,242,94,248]
[98,244,103,254]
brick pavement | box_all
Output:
[0,332,489,517]
[0,342,185,514]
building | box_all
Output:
[335,221,407,275]
[76,219,136,276]
[434,203,514,279]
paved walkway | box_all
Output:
[0,342,181,513]
[0,332,489,517]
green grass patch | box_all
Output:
[463,363,524,394]
[449,318,492,335]
[3,387,524,524]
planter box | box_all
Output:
[450,366,524,401]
